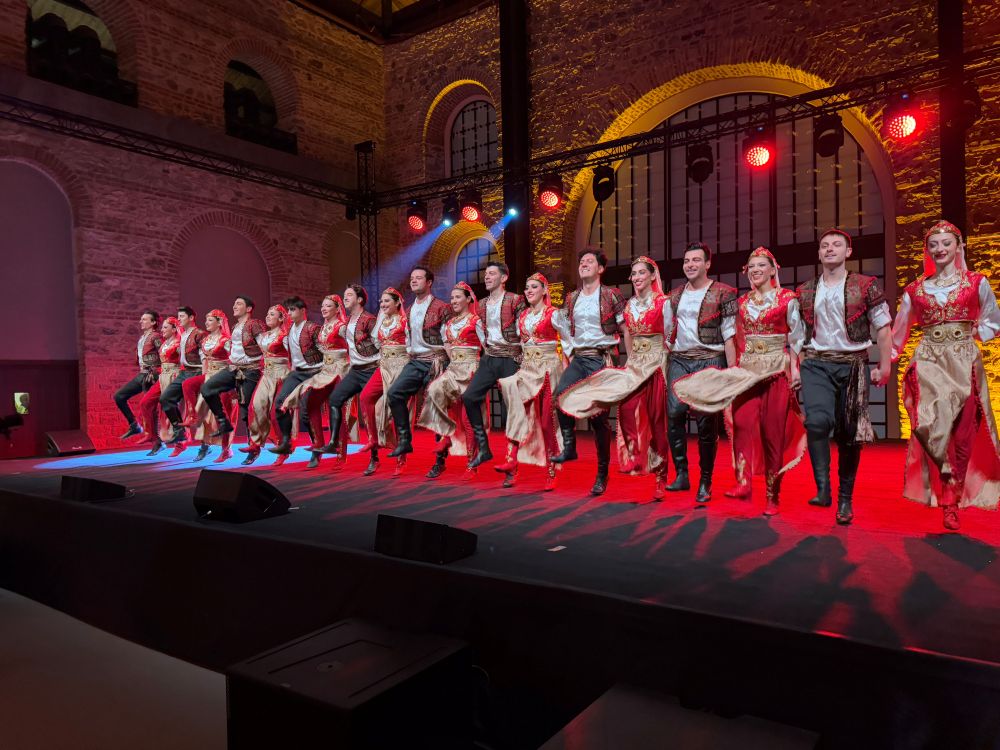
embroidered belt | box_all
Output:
[380,345,408,363]
[229,362,261,371]
[263,358,289,374]
[523,344,559,363]
[744,335,785,355]
[802,349,868,364]
[672,347,723,361]
[630,336,665,354]
[181,365,202,372]
[203,359,228,376]
[485,343,521,358]
[411,350,447,363]
[161,362,180,374]
[448,347,479,363]
[923,320,973,344]
[323,351,349,365]
[295,365,322,373]
[574,346,615,358]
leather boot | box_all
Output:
[501,469,516,488]
[164,406,186,445]
[550,425,578,464]
[146,439,164,456]
[241,448,260,466]
[120,422,143,440]
[319,408,343,454]
[591,421,611,496]
[212,447,232,463]
[269,433,294,455]
[653,466,667,500]
[725,455,752,500]
[836,442,861,525]
[467,423,493,468]
[306,451,321,469]
[941,479,961,530]
[389,422,413,457]
[695,422,718,504]
[363,449,379,476]
[193,444,210,462]
[806,432,833,507]
[426,452,446,479]
[544,462,557,492]
[494,442,519,473]
[763,472,781,516]
[665,416,690,491]
[209,416,234,439]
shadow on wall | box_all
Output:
[179,226,270,325]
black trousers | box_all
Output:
[554,355,610,432]
[201,368,261,427]
[387,359,434,430]
[159,368,200,422]
[275,369,321,436]
[666,353,727,438]
[801,358,869,446]
[330,366,376,410]
[462,354,519,429]
[113,372,152,425]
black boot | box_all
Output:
[388,422,413,458]
[695,417,718,505]
[306,452,321,469]
[363,449,380,476]
[146,439,164,457]
[665,416,690,491]
[209,416,234,439]
[550,426,578,464]
[806,432,832,507]
[426,452,446,479]
[241,448,260,466]
[319,408,343,454]
[193,444,210,462]
[120,422,143,440]
[164,406,186,445]
[591,420,611,496]
[836,442,862,525]
[467,424,493,468]
[269,433,294,455]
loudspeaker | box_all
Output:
[374,513,477,564]
[192,469,290,522]
[59,475,129,503]
[45,430,95,457]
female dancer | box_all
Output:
[418,282,485,479]
[139,316,181,457]
[280,295,352,470]
[243,304,291,466]
[892,221,1000,530]
[559,257,671,499]
[673,247,805,515]
[494,273,564,490]
[186,309,238,463]
[357,288,408,476]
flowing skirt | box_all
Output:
[498,343,565,467]
[247,357,290,450]
[139,363,181,442]
[673,335,805,478]
[559,336,668,474]
[360,345,408,448]
[417,347,479,458]
[902,323,1000,509]
[192,360,237,446]
[282,352,356,447]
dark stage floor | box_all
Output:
[2,432,999,668]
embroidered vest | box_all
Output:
[668,281,738,345]
[354,311,378,358]
[200,334,230,363]
[737,289,796,337]
[159,337,181,364]
[181,328,205,366]
[477,291,525,344]
[518,306,559,343]
[295,321,323,365]
[139,333,162,370]
[317,320,349,353]
[444,314,482,347]
[240,319,266,359]
[624,294,669,336]
[421,297,453,347]
[798,273,885,345]
[905,270,982,327]
[566,285,627,337]
[377,315,407,346]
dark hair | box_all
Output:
[684,242,712,262]
[141,309,160,324]
[283,296,307,311]
[455,286,473,301]
[235,295,255,313]
[819,229,853,248]
[411,265,435,283]
[382,289,402,307]
[631,257,657,274]
[178,306,195,318]
[485,260,510,277]
[577,247,608,268]
[347,284,368,307]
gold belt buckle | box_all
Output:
[632,338,651,354]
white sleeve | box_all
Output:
[721,313,737,343]
[890,292,914,361]
[372,312,384,351]
[786,298,806,355]
[661,300,674,348]
[551,308,573,358]
[978,277,1000,343]
[476,319,487,348]
[868,301,892,330]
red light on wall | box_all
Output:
[742,125,775,169]
[407,214,425,231]
[461,204,480,222]
[538,173,563,210]
[885,112,917,140]
[744,144,772,168]
[405,199,427,233]
[883,92,921,141]
[540,189,561,208]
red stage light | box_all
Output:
[538,173,564,210]
[405,199,428,233]
[461,204,480,222]
[883,92,921,141]
[407,214,425,232]
[742,125,775,169]
[539,189,561,209]
[744,144,772,168]
[885,112,917,140]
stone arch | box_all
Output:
[216,38,301,131]
[82,0,145,83]
[0,139,92,225]
[426,220,503,293]
[422,79,497,180]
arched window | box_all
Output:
[455,237,499,298]
[25,0,136,105]
[449,100,498,176]
[587,93,889,436]
[224,61,297,154]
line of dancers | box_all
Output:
[113,221,1000,530]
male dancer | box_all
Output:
[463,260,524,467]
[159,305,205,451]
[666,242,737,503]
[387,266,452,457]
[551,248,628,496]
[114,309,162,440]
[270,296,322,459]
[319,284,378,470]
[201,295,265,462]
[797,229,892,525]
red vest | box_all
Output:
[518,306,559,343]
[624,294,669,336]
[797,273,885,345]
[905,270,982,327]
[181,327,206,366]
[420,297,453,347]
[138,332,162,371]
[353,311,378,358]
[239,319,266,359]
[737,288,797,337]
[294,321,323,365]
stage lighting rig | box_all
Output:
[686,142,714,184]
[538,174,563,210]
[814,113,845,158]
[442,194,461,226]
[742,124,775,168]
[883,92,921,141]
[460,190,483,223]
[592,165,616,202]
[406,200,428,232]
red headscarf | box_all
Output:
[631,255,664,295]
[267,305,291,344]
[207,309,231,338]
[742,246,781,289]
[526,272,551,307]
[323,294,348,324]
[922,220,966,276]
[454,281,477,309]
[162,316,180,337]
[381,287,407,321]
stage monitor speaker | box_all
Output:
[59,475,129,503]
[45,430,95,457]
[374,513,477,564]
[192,469,290,522]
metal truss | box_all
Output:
[355,141,380,291]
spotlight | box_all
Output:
[442,194,460,227]
[883,92,920,141]
[814,113,845,158]
[460,189,483,223]
[507,207,519,217]
[742,124,775,168]
[406,200,427,233]
[592,165,616,202]
[538,173,563,210]
[944,82,982,132]
[686,142,714,184]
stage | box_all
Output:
[2,433,1000,746]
